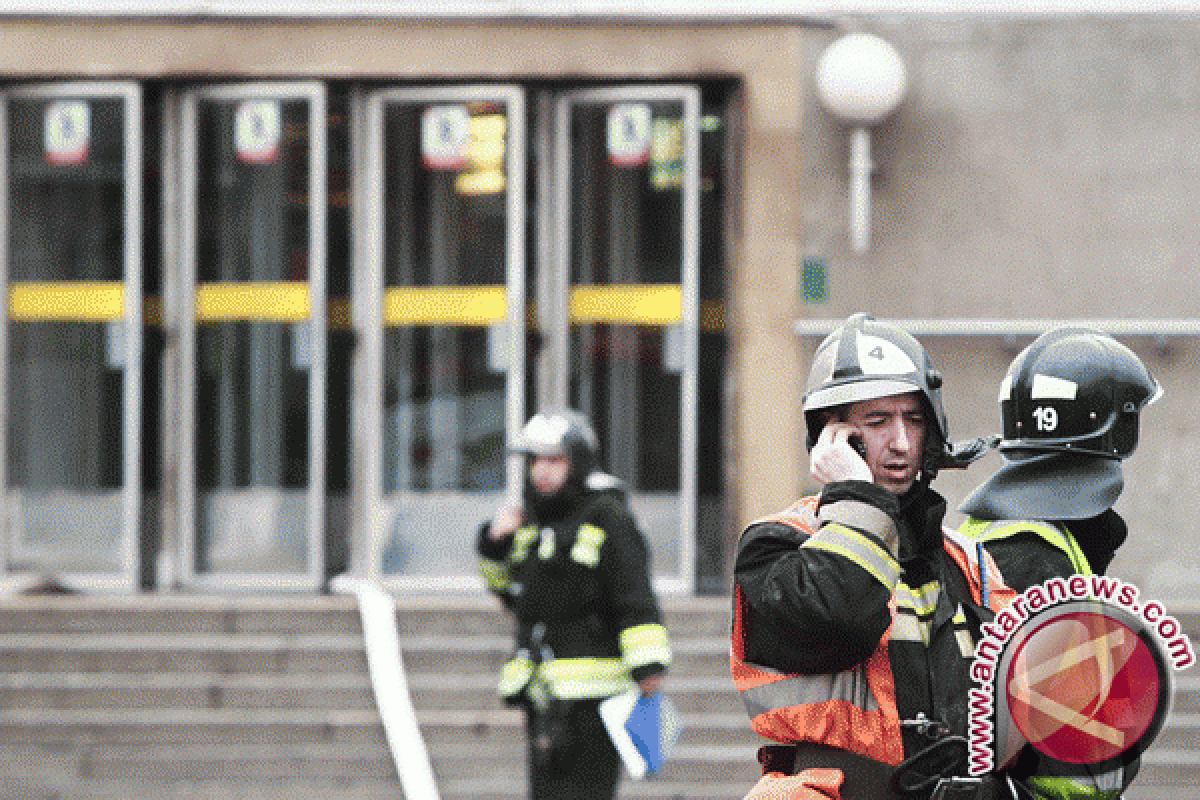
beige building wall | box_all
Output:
[792,15,1200,603]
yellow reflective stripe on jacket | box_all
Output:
[952,608,975,658]
[960,517,1092,575]
[540,657,635,699]
[619,622,672,669]
[891,581,939,645]
[895,581,938,616]
[496,655,636,700]
[497,655,535,697]
[479,558,510,592]
[1027,773,1124,800]
[509,525,540,563]
[802,523,901,589]
[570,523,606,566]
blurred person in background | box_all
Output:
[477,409,671,799]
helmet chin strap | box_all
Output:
[898,472,932,513]
[894,433,946,513]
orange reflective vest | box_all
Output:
[731,497,1016,767]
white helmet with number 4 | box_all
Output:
[803,313,952,477]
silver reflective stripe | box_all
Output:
[803,523,901,589]
[818,499,898,553]
[740,662,878,719]
[1094,766,1125,793]
[894,582,938,616]
[891,612,929,644]
[892,581,939,644]
[952,607,975,657]
[741,663,878,718]
[955,628,975,658]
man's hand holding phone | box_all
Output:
[810,422,873,486]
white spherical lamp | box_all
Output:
[815,33,908,126]
[815,33,908,251]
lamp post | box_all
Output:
[815,33,908,252]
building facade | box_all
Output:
[0,5,1197,604]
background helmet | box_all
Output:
[803,313,949,459]
[511,409,601,489]
[998,327,1161,460]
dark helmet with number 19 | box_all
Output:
[997,327,1161,459]
[960,326,1161,521]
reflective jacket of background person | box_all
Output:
[477,412,671,709]
[731,314,1012,800]
[959,327,1162,800]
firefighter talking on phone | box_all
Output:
[731,313,1013,800]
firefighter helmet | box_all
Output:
[803,313,948,446]
[960,327,1161,521]
[511,410,601,488]
[997,327,1160,460]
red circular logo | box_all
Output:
[1004,608,1166,765]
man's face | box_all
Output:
[841,392,928,495]
[529,452,570,496]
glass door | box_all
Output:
[176,83,327,590]
[0,82,143,590]
[353,86,525,589]
[551,87,701,593]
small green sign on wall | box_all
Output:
[803,258,827,303]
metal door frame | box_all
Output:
[175,81,327,590]
[351,85,526,588]
[0,81,143,590]
[549,85,701,594]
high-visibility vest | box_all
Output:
[960,517,1136,800]
[958,517,1093,575]
[731,497,1016,766]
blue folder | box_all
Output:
[599,689,681,780]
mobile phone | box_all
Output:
[849,434,867,460]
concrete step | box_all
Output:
[1135,749,1200,787]
[0,592,1191,800]
[0,706,758,747]
[0,709,390,746]
[0,672,379,711]
[1152,711,1200,750]
[0,773,757,800]
[0,593,729,638]
[0,595,364,636]
[0,632,731,679]
[0,633,368,674]
[0,735,762,788]
[1168,674,1200,713]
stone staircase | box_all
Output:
[0,593,1193,800]
[0,592,759,799]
